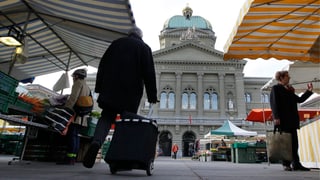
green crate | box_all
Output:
[80,119,96,137]
[14,99,33,112]
[232,143,248,148]
[0,71,19,95]
[0,90,18,113]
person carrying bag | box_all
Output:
[57,69,93,165]
[266,125,292,163]
[269,70,313,171]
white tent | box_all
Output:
[206,120,257,137]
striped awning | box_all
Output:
[223,0,320,63]
[298,118,320,168]
[0,0,135,80]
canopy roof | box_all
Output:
[246,108,320,122]
[223,0,320,63]
[0,0,135,80]
[207,120,257,136]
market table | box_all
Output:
[0,111,49,165]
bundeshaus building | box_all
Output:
[88,6,271,157]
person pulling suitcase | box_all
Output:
[82,26,158,169]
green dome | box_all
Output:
[164,15,212,30]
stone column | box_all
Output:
[154,72,161,116]
[235,72,246,118]
[175,72,182,116]
[219,73,226,118]
[197,72,203,117]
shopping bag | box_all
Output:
[74,93,93,116]
[44,106,75,135]
[266,126,292,162]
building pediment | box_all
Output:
[153,41,224,63]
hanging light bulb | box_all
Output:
[15,46,23,54]
[14,37,28,64]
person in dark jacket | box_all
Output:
[270,70,313,171]
[83,26,158,168]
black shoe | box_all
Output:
[83,142,100,168]
[293,165,310,171]
[283,166,292,171]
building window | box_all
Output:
[168,92,175,109]
[261,93,269,103]
[181,87,197,110]
[204,93,210,110]
[204,87,219,110]
[211,93,218,110]
[160,91,167,109]
[159,86,175,109]
[244,93,251,103]
[190,93,196,109]
[182,93,188,109]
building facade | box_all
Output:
[134,6,270,157]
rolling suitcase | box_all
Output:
[104,108,158,176]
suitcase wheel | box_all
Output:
[109,164,117,175]
[146,159,154,176]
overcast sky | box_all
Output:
[34,0,291,90]
[129,0,291,77]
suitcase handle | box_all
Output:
[147,103,154,118]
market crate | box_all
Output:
[232,142,248,148]
[0,90,18,113]
[80,119,96,137]
[14,99,33,112]
[0,71,19,95]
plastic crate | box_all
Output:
[80,118,97,137]
[14,99,33,112]
[0,71,19,95]
[232,142,248,148]
[0,90,18,113]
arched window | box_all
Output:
[203,87,219,110]
[190,93,196,109]
[160,92,167,109]
[168,92,175,109]
[159,88,176,109]
[182,93,188,109]
[211,93,218,110]
[203,93,210,110]
[244,93,251,103]
[261,93,269,103]
[181,86,197,110]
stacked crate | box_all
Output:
[0,71,34,113]
[0,71,19,113]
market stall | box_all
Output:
[204,120,261,163]
[298,117,320,168]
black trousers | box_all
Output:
[92,104,139,147]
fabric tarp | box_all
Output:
[0,0,136,80]
[223,0,320,63]
[298,118,320,168]
[246,108,320,123]
[207,120,257,136]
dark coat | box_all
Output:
[270,84,313,131]
[95,34,157,112]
